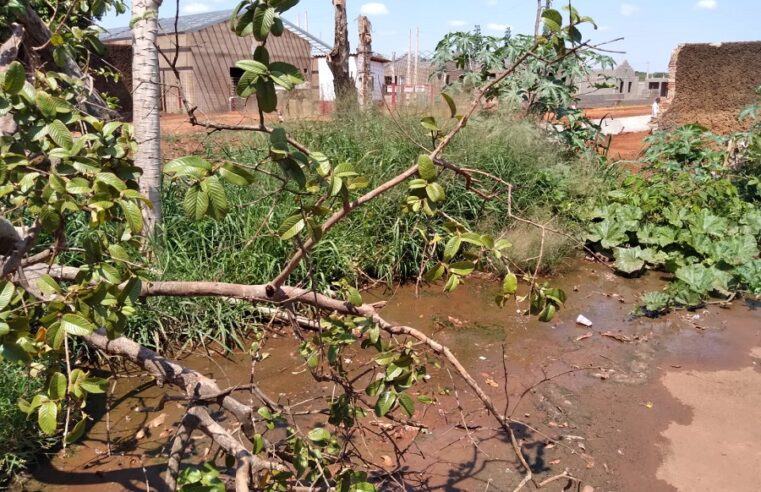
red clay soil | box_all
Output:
[607,131,649,162]
[585,105,651,120]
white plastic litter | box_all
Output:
[576,315,593,327]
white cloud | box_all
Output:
[486,0,498,5]
[360,3,389,15]
[620,3,639,16]
[486,23,510,32]
[182,2,211,14]
[695,0,717,9]
[598,25,611,32]
[448,20,468,27]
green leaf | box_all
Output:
[614,247,645,274]
[449,261,475,276]
[307,427,331,443]
[375,391,396,417]
[183,185,209,220]
[502,273,518,295]
[542,8,563,32]
[444,273,460,292]
[253,6,276,41]
[441,92,457,118]
[48,120,73,149]
[443,236,461,261]
[347,287,363,307]
[61,313,97,336]
[425,182,445,203]
[256,79,278,113]
[252,434,265,454]
[0,282,16,310]
[236,70,259,97]
[219,163,255,186]
[235,59,268,76]
[38,401,58,435]
[203,176,228,219]
[118,199,144,234]
[48,372,67,401]
[3,61,25,94]
[675,264,714,294]
[80,376,108,394]
[95,172,126,192]
[365,378,385,397]
[164,156,212,178]
[269,62,305,88]
[420,116,438,132]
[65,418,87,444]
[65,177,91,195]
[278,214,305,240]
[424,262,446,282]
[417,155,436,182]
[398,393,415,417]
[538,303,557,322]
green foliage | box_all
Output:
[583,118,761,314]
[0,362,51,485]
[432,10,613,157]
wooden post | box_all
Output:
[358,15,372,108]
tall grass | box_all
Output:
[126,111,616,349]
[0,362,51,486]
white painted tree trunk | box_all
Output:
[132,0,163,234]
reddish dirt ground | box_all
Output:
[607,131,649,162]
[584,105,653,120]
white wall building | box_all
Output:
[316,54,389,102]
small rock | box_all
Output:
[576,315,593,327]
[582,486,595,492]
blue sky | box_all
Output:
[100,0,761,71]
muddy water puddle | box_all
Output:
[17,260,761,491]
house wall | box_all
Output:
[103,25,312,114]
[317,56,385,102]
[187,25,311,114]
[660,41,761,133]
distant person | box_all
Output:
[651,97,661,119]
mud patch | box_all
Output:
[657,350,761,492]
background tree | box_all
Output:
[328,0,356,109]
[131,0,163,233]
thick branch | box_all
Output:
[184,406,284,492]
[16,6,117,120]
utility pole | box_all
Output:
[406,29,412,105]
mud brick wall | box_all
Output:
[660,41,761,134]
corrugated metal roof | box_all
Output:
[100,8,332,56]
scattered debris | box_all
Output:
[602,331,633,343]
[576,315,594,327]
[148,412,167,428]
[447,316,464,327]
[484,377,500,388]
[575,332,593,342]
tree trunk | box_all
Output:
[327,0,355,110]
[358,15,372,108]
[131,0,163,234]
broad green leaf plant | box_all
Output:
[582,105,761,315]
